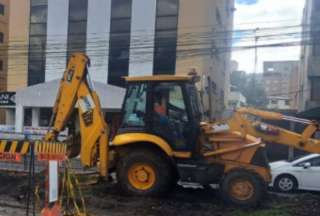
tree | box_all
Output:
[242,74,267,108]
[230,71,267,108]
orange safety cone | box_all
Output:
[41,203,63,216]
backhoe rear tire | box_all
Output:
[220,169,266,207]
[116,148,173,196]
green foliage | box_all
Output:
[230,71,267,108]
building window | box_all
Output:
[0,60,3,71]
[24,108,32,126]
[39,108,52,126]
[67,0,88,59]
[313,43,320,56]
[216,8,222,26]
[153,0,179,75]
[108,0,132,87]
[311,77,320,101]
[30,4,47,23]
[0,4,4,15]
[285,100,290,106]
[28,0,48,86]
[225,0,230,16]
[0,32,3,43]
[312,30,320,56]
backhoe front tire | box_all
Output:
[116,148,172,196]
[220,170,266,207]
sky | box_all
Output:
[231,0,306,73]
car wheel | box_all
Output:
[274,174,298,193]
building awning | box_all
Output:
[15,80,126,111]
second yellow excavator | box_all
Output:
[42,53,320,208]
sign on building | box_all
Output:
[0,92,15,106]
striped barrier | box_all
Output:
[0,140,67,163]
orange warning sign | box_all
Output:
[37,153,66,161]
[0,152,21,162]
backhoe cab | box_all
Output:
[116,75,201,155]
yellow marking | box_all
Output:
[21,142,30,154]
[172,151,192,158]
[9,141,18,153]
[36,141,41,153]
[0,140,7,152]
[45,142,49,153]
[124,75,191,82]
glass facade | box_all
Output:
[26,0,181,86]
[28,0,48,85]
[67,0,88,60]
[108,0,132,87]
[153,0,179,74]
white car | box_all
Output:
[270,154,320,192]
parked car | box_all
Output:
[270,154,320,192]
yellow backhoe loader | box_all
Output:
[41,53,320,207]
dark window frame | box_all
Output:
[311,77,320,101]
[28,0,48,86]
[67,0,88,60]
[153,0,179,75]
[0,60,3,71]
[0,32,3,43]
[30,4,47,23]
[68,0,88,22]
[108,0,132,87]
[0,4,4,15]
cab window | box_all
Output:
[152,82,189,150]
[122,83,147,127]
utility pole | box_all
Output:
[254,28,259,74]
[252,28,259,106]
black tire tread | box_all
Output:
[116,148,172,196]
[220,169,266,207]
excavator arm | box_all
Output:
[44,53,109,177]
[227,107,320,154]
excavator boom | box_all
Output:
[44,53,109,177]
[227,107,320,154]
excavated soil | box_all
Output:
[0,173,319,216]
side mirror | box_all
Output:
[303,162,311,169]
